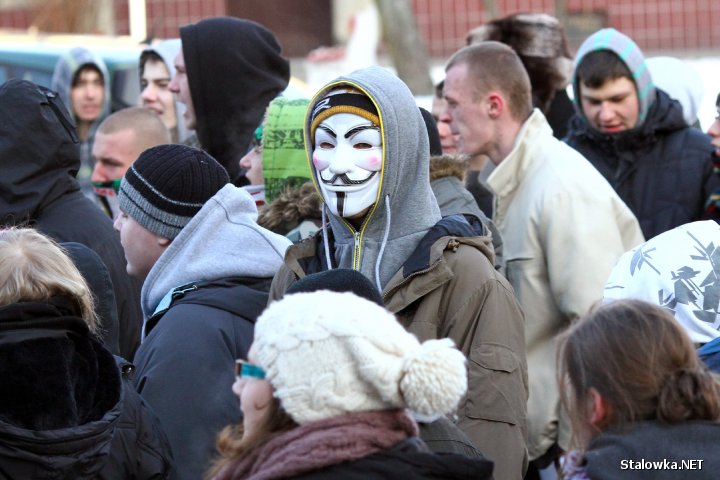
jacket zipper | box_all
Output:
[353,231,361,270]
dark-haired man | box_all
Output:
[52,47,111,201]
[565,28,718,239]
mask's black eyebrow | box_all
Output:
[345,124,379,139]
[318,124,336,138]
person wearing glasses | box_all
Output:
[91,107,171,219]
[208,290,494,479]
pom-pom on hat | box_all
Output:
[253,290,468,425]
[118,144,229,240]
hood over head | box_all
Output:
[0,79,81,226]
[572,28,656,127]
[142,184,291,317]
[0,298,121,477]
[140,38,191,142]
[646,56,703,127]
[51,46,111,124]
[61,242,121,356]
[305,66,441,291]
[605,220,720,344]
[180,16,290,179]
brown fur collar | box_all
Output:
[258,181,322,235]
[429,154,468,182]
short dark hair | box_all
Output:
[575,50,632,89]
[434,80,444,100]
[139,50,164,75]
[71,64,104,88]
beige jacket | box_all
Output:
[487,110,644,459]
[270,221,529,480]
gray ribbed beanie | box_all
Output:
[118,144,229,239]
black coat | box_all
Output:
[564,89,719,239]
[292,438,494,480]
[134,277,270,480]
[0,79,143,359]
[0,299,174,479]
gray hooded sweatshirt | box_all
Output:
[139,39,191,143]
[134,184,291,480]
[304,66,442,291]
[51,47,111,201]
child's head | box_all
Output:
[559,299,720,448]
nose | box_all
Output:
[327,149,354,174]
[708,118,720,140]
[90,164,105,182]
[113,215,122,232]
[437,120,452,140]
[168,76,179,94]
[239,150,253,170]
[439,106,452,124]
[141,84,156,102]
[598,102,614,122]
[232,376,246,398]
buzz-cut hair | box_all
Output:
[446,41,533,121]
[97,106,171,151]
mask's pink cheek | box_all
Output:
[312,153,326,170]
[368,155,382,171]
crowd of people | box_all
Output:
[1,11,720,480]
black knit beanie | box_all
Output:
[286,269,384,306]
[118,145,229,240]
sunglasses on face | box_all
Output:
[235,359,266,380]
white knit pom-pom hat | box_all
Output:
[253,290,467,425]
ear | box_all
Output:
[588,387,610,428]
[486,91,505,119]
[158,237,171,247]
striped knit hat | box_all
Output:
[572,28,656,125]
[118,145,229,239]
[309,91,379,144]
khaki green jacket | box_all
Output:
[270,218,529,480]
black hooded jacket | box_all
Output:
[180,17,290,180]
[292,438,494,480]
[62,242,121,356]
[0,79,143,359]
[565,89,718,239]
[0,298,174,479]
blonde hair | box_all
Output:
[0,228,98,332]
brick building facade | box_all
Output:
[1,0,718,57]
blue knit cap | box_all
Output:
[572,28,656,126]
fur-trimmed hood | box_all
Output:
[429,154,467,182]
[0,298,122,476]
[258,181,321,235]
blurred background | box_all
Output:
[0,0,718,127]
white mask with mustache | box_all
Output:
[313,112,382,219]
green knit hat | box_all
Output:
[262,97,313,203]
